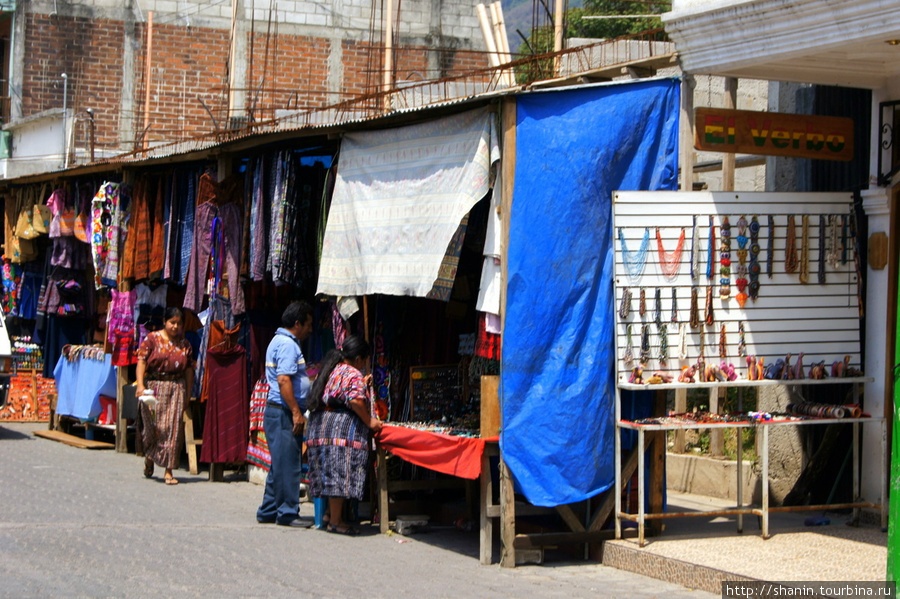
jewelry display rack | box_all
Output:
[611,191,881,546]
[614,378,885,547]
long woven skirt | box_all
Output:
[139,379,186,470]
[306,410,370,501]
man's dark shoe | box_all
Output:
[277,518,313,528]
[257,517,277,524]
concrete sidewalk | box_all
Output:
[604,492,887,594]
[0,421,715,599]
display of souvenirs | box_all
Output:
[0,372,56,422]
[615,200,862,384]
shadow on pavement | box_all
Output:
[0,424,33,441]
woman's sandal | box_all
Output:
[164,475,179,485]
[326,524,358,536]
[143,458,154,479]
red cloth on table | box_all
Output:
[375,424,488,480]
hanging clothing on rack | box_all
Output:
[248,156,269,281]
[90,181,131,289]
[108,288,137,366]
[150,176,166,280]
[183,173,245,315]
[199,319,241,403]
[200,341,248,464]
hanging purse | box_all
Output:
[73,183,90,242]
[15,207,38,239]
[33,204,52,234]
[59,205,76,236]
[15,186,39,240]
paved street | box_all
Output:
[0,422,716,598]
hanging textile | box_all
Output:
[183,174,245,315]
[317,106,500,297]
[502,79,680,507]
[200,342,248,463]
[248,156,269,281]
[476,182,502,316]
[90,181,131,289]
[108,288,137,366]
[149,176,166,280]
[163,168,196,284]
[53,347,117,420]
[246,376,271,470]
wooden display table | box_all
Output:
[615,377,885,546]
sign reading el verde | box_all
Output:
[694,107,854,161]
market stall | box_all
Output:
[611,191,882,545]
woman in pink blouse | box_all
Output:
[136,307,195,485]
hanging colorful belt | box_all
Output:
[719,216,731,300]
[748,215,761,301]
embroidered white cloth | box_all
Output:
[317,107,500,297]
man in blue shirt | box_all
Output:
[256,300,315,527]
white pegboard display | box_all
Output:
[612,191,861,384]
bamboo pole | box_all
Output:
[143,11,153,150]
[488,2,513,87]
[383,0,393,111]
[553,0,564,75]
[476,4,501,71]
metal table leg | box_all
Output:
[762,423,769,539]
[638,427,645,547]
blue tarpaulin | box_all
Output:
[501,79,680,507]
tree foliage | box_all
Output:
[568,0,669,39]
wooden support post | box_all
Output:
[499,456,516,568]
[479,447,494,565]
[673,387,686,453]
[377,446,389,533]
[183,398,202,475]
[648,389,667,536]
[115,366,128,453]
[679,75,695,191]
[722,77,738,191]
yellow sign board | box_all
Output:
[694,107,854,161]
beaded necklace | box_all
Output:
[618,287,632,320]
[841,215,848,265]
[690,215,700,280]
[828,215,840,270]
[704,284,714,325]
[670,287,678,323]
[639,287,646,318]
[719,324,727,359]
[719,216,731,300]
[640,324,651,364]
[677,322,687,360]
[738,321,746,357]
[785,215,798,273]
[656,227,686,280]
[748,215,761,301]
[735,215,749,266]
[619,227,650,281]
[658,323,668,366]
[654,287,662,325]
[706,216,716,280]
[818,215,826,284]
[849,211,863,316]
[623,324,634,366]
[689,286,700,328]
[767,215,775,278]
[799,214,810,284]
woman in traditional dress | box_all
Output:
[136,307,195,485]
[306,335,383,535]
